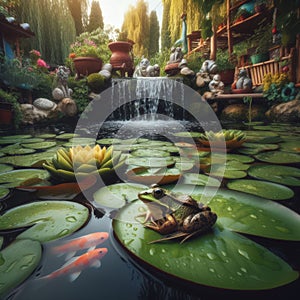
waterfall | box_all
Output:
[110,77,184,121]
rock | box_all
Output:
[265,99,300,122]
[52,87,65,101]
[180,66,194,76]
[33,98,57,111]
[20,104,57,125]
[99,69,111,79]
[57,98,77,117]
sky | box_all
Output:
[92,0,163,30]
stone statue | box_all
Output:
[233,69,252,91]
[52,66,73,100]
[173,13,188,54]
[168,46,184,64]
[209,74,224,94]
[133,58,160,77]
[196,60,218,87]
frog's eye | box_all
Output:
[152,188,164,199]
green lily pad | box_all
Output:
[22,141,57,150]
[96,138,121,145]
[0,169,50,188]
[126,157,175,168]
[254,151,300,164]
[225,153,255,163]
[0,201,89,242]
[0,239,42,296]
[0,187,9,199]
[0,152,56,167]
[93,182,147,209]
[6,147,36,155]
[67,137,96,146]
[206,164,247,179]
[56,133,80,140]
[248,165,300,186]
[113,200,298,290]
[20,138,45,144]
[241,143,279,153]
[182,173,221,187]
[0,153,4,157]
[36,133,57,139]
[227,179,294,200]
[279,141,300,153]
[130,149,170,157]
[0,164,13,173]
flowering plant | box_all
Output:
[29,49,49,71]
[69,39,102,60]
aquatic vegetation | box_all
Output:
[43,145,124,182]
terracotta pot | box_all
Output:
[0,103,13,125]
[108,41,134,76]
[73,57,102,77]
[219,69,235,85]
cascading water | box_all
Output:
[110,77,184,121]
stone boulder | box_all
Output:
[265,99,300,122]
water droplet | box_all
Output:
[124,239,134,246]
[133,227,138,231]
[240,267,247,273]
[58,229,69,237]
[227,206,232,211]
[126,223,132,228]
[238,249,250,260]
[237,271,242,276]
[275,226,290,233]
[207,253,216,260]
[221,251,227,257]
[165,263,170,268]
[161,248,166,253]
[190,253,194,258]
[149,248,155,256]
[209,268,215,273]
[66,216,77,222]
[250,214,257,219]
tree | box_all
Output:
[161,0,171,50]
[87,0,104,33]
[149,10,159,58]
[67,0,88,35]
[15,0,76,65]
[122,0,150,58]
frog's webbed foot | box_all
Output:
[147,231,190,244]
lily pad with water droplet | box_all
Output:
[0,187,9,199]
[36,133,57,139]
[225,153,255,163]
[227,179,294,200]
[182,173,221,186]
[254,151,300,164]
[0,201,89,242]
[20,138,45,144]
[113,196,298,290]
[279,141,300,153]
[126,157,175,168]
[93,182,146,209]
[130,149,171,157]
[22,141,57,150]
[5,147,36,155]
[248,165,300,186]
[96,138,122,145]
[0,239,42,297]
[0,169,50,188]
[56,133,80,140]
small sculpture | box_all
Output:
[168,46,184,64]
[173,14,188,54]
[196,60,218,87]
[209,74,224,94]
[232,69,252,91]
[52,66,73,100]
[133,58,160,77]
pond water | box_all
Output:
[0,120,300,300]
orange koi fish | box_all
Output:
[52,232,109,260]
[41,248,108,282]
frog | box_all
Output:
[137,184,217,243]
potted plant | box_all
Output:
[215,49,236,85]
[69,31,106,78]
[108,30,135,77]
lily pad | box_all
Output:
[130,149,170,157]
[96,138,121,145]
[36,133,57,139]
[0,239,42,296]
[5,147,36,155]
[20,138,45,144]
[0,164,13,173]
[93,182,146,209]
[0,187,9,199]
[227,179,294,200]
[279,141,300,153]
[225,153,255,163]
[113,199,298,290]
[0,169,50,188]
[0,152,56,167]
[182,173,221,187]
[0,201,89,242]
[248,165,300,186]
[173,131,202,138]
[126,157,175,168]
[207,167,248,179]
[22,141,57,150]
[254,151,300,164]
[56,133,80,140]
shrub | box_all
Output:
[87,73,106,93]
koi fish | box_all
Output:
[40,248,108,282]
[52,232,109,260]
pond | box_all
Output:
[0,119,300,300]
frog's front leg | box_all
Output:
[146,214,177,235]
[182,210,217,233]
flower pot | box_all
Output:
[73,57,102,77]
[250,52,269,64]
[0,103,13,125]
[219,69,235,85]
[108,41,134,77]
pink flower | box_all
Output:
[37,58,49,69]
[30,49,41,57]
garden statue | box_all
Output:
[173,13,188,54]
[133,58,160,77]
[168,47,184,64]
[232,69,252,92]
[209,74,224,94]
[196,59,218,87]
[178,59,195,76]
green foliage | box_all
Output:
[67,77,89,113]
[87,0,104,32]
[215,49,235,71]
[87,73,106,94]
[149,48,170,76]
[0,89,22,127]
[186,52,205,73]
[66,0,88,35]
[161,0,172,50]
[148,11,160,58]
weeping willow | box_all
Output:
[122,0,150,58]
[16,0,76,65]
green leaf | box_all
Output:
[113,200,298,290]
[0,201,89,242]
[227,179,294,200]
[248,165,300,186]
[22,141,57,150]
[0,164,13,173]
[182,173,221,186]
[126,157,175,168]
[0,187,9,199]
[55,133,80,140]
[130,149,170,157]
[20,138,45,144]
[254,151,300,164]
[0,239,42,297]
